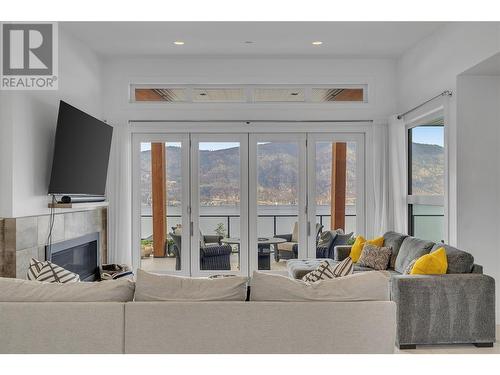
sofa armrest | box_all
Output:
[274,234,292,242]
[203,235,222,244]
[391,274,496,346]
[201,244,232,257]
[333,245,352,261]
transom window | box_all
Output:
[131,85,368,103]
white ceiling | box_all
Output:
[61,22,445,58]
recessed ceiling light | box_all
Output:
[312,41,323,45]
[173,41,185,45]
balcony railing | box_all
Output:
[141,213,356,238]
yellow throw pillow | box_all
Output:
[349,235,384,263]
[410,247,448,275]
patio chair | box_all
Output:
[169,233,182,270]
[274,222,323,261]
[168,231,233,271]
[200,233,233,270]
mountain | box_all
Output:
[140,142,443,206]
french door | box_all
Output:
[132,130,365,276]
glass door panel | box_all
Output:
[249,134,307,272]
[132,134,190,274]
[191,134,248,276]
[307,133,365,258]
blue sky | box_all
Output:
[412,126,444,147]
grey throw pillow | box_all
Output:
[357,244,392,271]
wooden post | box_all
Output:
[331,142,347,230]
[151,143,167,257]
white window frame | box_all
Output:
[190,133,249,277]
[306,133,365,256]
[405,107,448,242]
[131,133,191,275]
[249,133,307,273]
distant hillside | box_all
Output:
[411,143,444,195]
[140,142,443,206]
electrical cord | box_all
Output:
[46,194,57,257]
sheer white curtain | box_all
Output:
[106,122,132,264]
[387,115,407,233]
[371,122,389,235]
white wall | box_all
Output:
[398,23,500,321]
[456,75,500,319]
[397,22,500,246]
[0,26,104,218]
[103,57,397,123]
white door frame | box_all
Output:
[190,133,249,277]
[248,133,307,273]
[131,133,191,275]
[306,133,366,257]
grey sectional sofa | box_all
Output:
[287,231,496,349]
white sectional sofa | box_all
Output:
[0,270,397,354]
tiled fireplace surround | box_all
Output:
[0,208,107,279]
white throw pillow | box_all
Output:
[134,269,249,301]
[27,258,80,283]
[302,258,354,283]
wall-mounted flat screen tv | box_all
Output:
[48,101,113,196]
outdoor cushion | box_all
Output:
[332,232,353,247]
[277,242,296,252]
[394,237,434,274]
[430,243,474,274]
[291,222,299,242]
[317,230,337,249]
[134,269,248,301]
[250,270,390,302]
[0,277,135,302]
[383,231,408,269]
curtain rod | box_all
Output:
[397,90,452,120]
[129,120,374,123]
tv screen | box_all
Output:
[48,101,113,196]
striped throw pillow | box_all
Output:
[27,258,80,283]
[302,257,354,283]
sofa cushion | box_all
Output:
[250,270,390,302]
[0,277,135,302]
[394,237,434,274]
[430,243,474,274]
[383,232,408,269]
[134,269,248,301]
